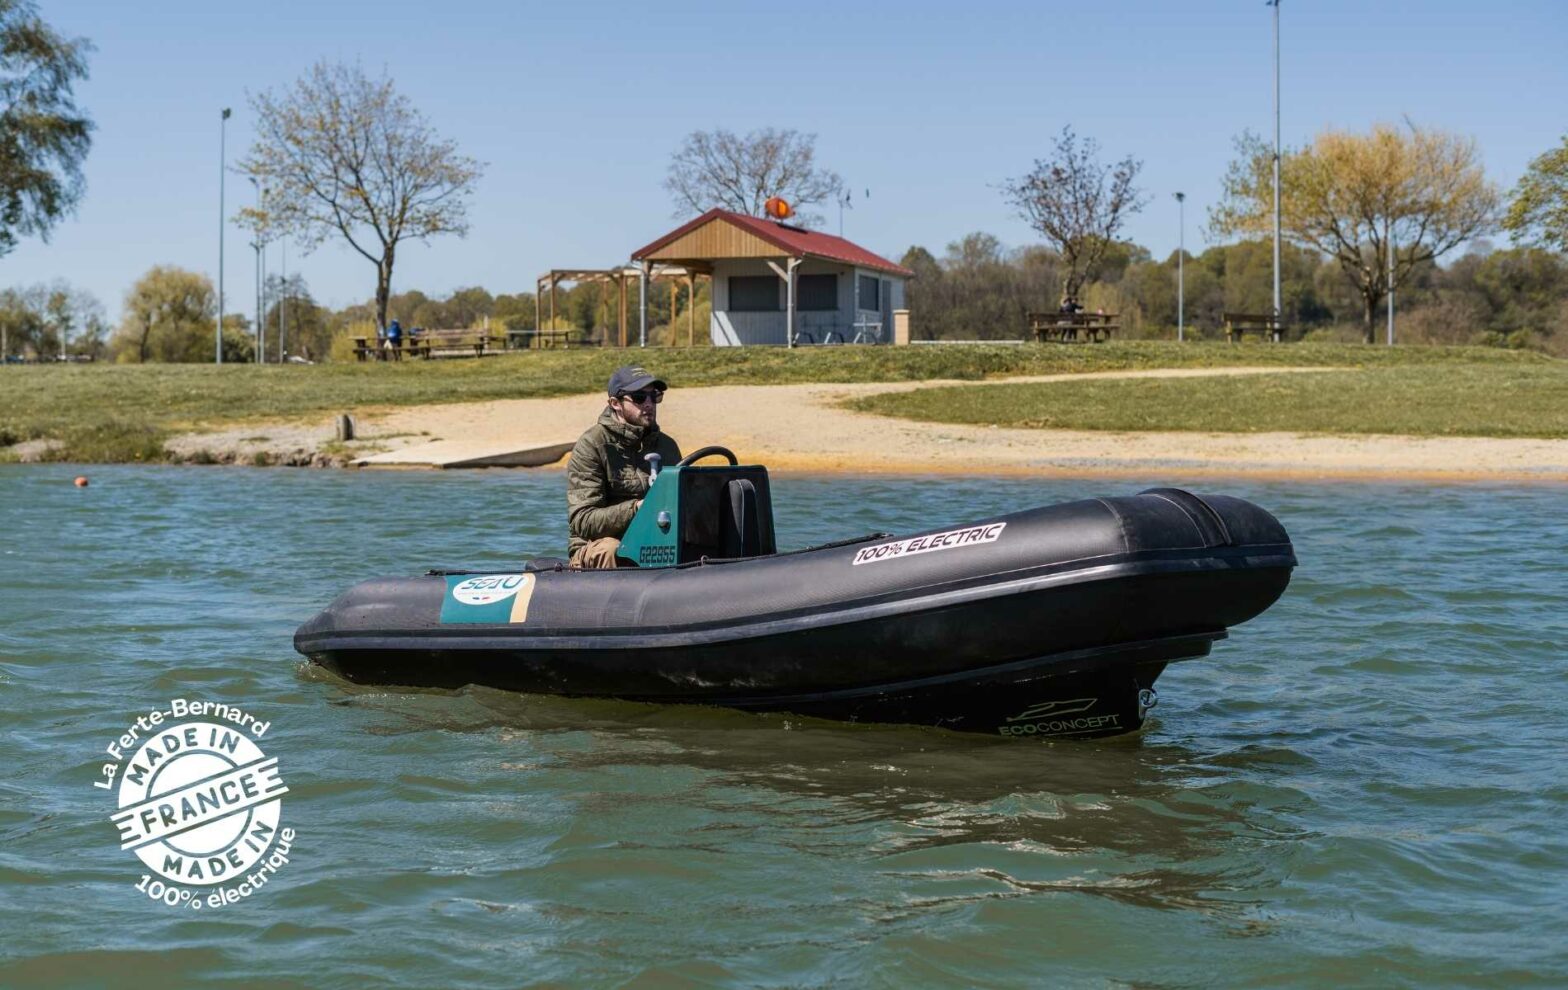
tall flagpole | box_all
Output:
[1271,0,1282,327]
[217,108,230,363]
[1174,192,1186,342]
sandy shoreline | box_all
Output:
[162,366,1568,484]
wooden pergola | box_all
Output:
[535,265,706,348]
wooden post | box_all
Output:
[687,275,695,347]
[549,275,557,346]
[786,258,799,348]
[766,258,797,348]
[668,279,676,348]
[618,274,627,348]
[638,262,650,348]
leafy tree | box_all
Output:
[1002,126,1144,301]
[1503,136,1568,251]
[899,233,1062,340]
[443,286,494,328]
[1470,248,1568,335]
[260,273,327,362]
[0,285,41,357]
[899,245,941,282]
[386,289,429,326]
[1215,239,1329,330]
[1211,123,1498,343]
[219,312,253,363]
[240,61,483,334]
[0,281,104,358]
[402,285,495,329]
[664,127,842,226]
[492,292,536,333]
[111,266,215,363]
[0,1,92,257]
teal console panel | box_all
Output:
[617,464,776,568]
[618,466,683,567]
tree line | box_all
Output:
[1,2,1564,362]
[5,224,1556,364]
[899,234,1568,352]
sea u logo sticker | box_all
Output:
[451,573,529,605]
[442,573,536,623]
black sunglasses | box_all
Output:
[619,389,664,404]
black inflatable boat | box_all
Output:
[295,449,1294,739]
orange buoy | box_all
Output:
[764,196,793,220]
[74,475,89,487]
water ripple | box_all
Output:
[2,467,1566,986]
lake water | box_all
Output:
[2,465,1565,988]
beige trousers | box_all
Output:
[570,537,623,570]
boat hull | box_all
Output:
[298,489,1295,739]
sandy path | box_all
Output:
[168,366,1568,482]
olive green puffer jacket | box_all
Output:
[565,407,682,558]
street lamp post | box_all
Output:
[259,233,267,364]
[279,240,287,361]
[251,240,261,362]
[217,108,230,363]
[248,178,260,363]
[1174,192,1186,342]
[1269,0,1282,329]
[1387,223,1395,346]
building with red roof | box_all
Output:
[631,208,911,347]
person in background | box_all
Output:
[566,365,682,569]
[384,318,403,360]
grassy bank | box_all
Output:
[0,342,1555,461]
[851,363,1568,439]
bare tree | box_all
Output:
[1003,127,1144,301]
[665,128,841,227]
[239,62,483,332]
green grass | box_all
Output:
[0,343,1556,460]
[850,363,1568,439]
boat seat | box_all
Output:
[721,479,762,558]
[675,467,777,562]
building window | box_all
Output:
[798,274,837,311]
[728,276,779,312]
[858,274,880,311]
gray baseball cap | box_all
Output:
[607,365,666,396]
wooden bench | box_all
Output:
[1221,313,1285,343]
[1027,311,1120,343]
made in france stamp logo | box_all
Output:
[94,699,297,909]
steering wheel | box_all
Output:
[677,445,739,467]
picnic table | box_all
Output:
[1027,311,1120,343]
[352,330,505,361]
[506,328,580,349]
[1221,313,1286,343]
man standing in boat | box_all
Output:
[566,365,683,568]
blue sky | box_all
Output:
[10,0,1567,320]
